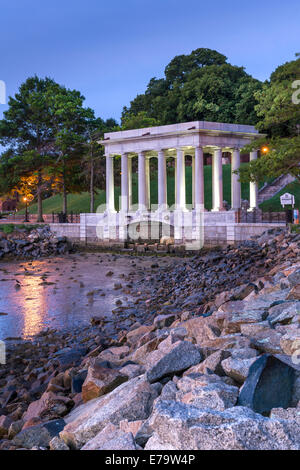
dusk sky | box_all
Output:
[0,0,299,122]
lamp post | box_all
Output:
[23,197,29,223]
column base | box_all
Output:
[135,209,150,217]
[104,209,117,215]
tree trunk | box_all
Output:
[37,169,44,223]
[62,178,67,216]
[90,158,94,213]
[62,162,67,216]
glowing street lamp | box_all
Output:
[261,146,269,154]
[23,197,29,223]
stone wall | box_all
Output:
[49,223,81,241]
[49,217,286,248]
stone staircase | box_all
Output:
[258,174,296,204]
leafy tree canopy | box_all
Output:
[239,56,300,184]
[122,48,262,127]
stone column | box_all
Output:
[158,150,167,209]
[121,153,129,212]
[145,157,150,209]
[176,148,186,210]
[128,157,132,211]
[194,146,204,209]
[106,154,115,212]
[174,157,177,207]
[249,150,258,210]
[138,151,147,211]
[212,148,223,211]
[164,155,167,205]
[231,148,241,210]
[192,155,195,208]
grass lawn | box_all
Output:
[260,179,300,212]
[19,164,271,214]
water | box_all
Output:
[0,253,139,340]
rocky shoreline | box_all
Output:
[0,228,300,450]
[0,225,73,259]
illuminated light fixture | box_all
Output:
[261,146,269,154]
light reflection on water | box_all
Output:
[0,254,133,340]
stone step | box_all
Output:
[258,174,296,204]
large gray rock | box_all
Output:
[60,375,158,449]
[146,341,202,383]
[145,401,300,450]
[81,423,137,450]
[0,415,12,438]
[82,360,128,402]
[153,314,177,329]
[187,350,230,376]
[176,373,239,411]
[221,356,257,384]
[13,419,66,449]
[238,354,296,414]
[268,301,300,326]
[270,407,300,422]
[49,436,70,450]
[287,269,300,287]
[280,331,300,356]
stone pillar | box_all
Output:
[192,155,195,208]
[138,151,147,211]
[145,157,150,209]
[174,158,177,207]
[106,154,115,212]
[121,153,129,212]
[194,146,204,209]
[212,148,223,211]
[128,157,132,211]
[176,148,186,210]
[249,150,258,210]
[231,148,241,210]
[158,150,167,209]
[164,155,167,205]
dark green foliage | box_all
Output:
[122,48,262,127]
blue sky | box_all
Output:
[0,0,299,122]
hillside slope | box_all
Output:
[21,165,254,214]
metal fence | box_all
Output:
[1,212,80,224]
[237,209,289,224]
[51,212,80,223]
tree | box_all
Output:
[121,48,262,127]
[0,76,59,221]
[238,56,300,184]
[46,83,95,215]
[122,111,160,130]
[0,76,101,218]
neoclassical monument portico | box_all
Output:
[99,121,263,214]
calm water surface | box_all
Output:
[0,253,140,340]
